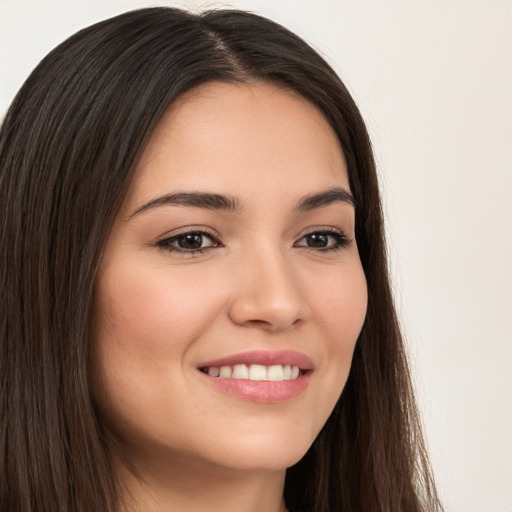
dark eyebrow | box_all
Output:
[129,192,242,218]
[295,187,356,211]
[129,186,354,219]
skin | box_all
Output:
[92,81,368,512]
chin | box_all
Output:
[205,446,310,473]
[189,420,320,473]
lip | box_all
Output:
[197,350,313,403]
[198,350,314,370]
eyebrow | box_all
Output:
[296,187,356,211]
[129,186,355,219]
[129,192,242,218]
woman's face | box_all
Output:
[92,81,367,474]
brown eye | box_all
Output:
[157,230,220,253]
[295,230,349,251]
[304,233,329,248]
[176,233,205,249]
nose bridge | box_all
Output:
[228,241,306,331]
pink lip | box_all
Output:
[197,350,313,404]
[198,350,313,370]
[201,375,311,403]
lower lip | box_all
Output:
[199,372,311,403]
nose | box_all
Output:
[227,247,308,332]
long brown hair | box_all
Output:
[0,7,442,512]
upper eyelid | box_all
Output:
[295,230,349,244]
[296,226,348,239]
[158,225,346,240]
[158,226,221,241]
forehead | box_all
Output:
[128,81,349,208]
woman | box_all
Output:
[0,7,443,512]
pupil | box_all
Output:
[307,233,328,247]
[178,234,203,249]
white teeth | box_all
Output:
[204,364,302,381]
[219,366,232,378]
[267,365,284,381]
[208,367,220,377]
[249,364,267,380]
[232,364,249,379]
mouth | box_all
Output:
[200,363,307,381]
[197,350,313,403]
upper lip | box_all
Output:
[198,350,314,370]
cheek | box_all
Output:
[90,261,230,444]
[311,262,368,346]
[94,262,224,360]
[90,262,227,429]
[307,261,367,394]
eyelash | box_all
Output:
[156,228,220,255]
[156,227,350,255]
[294,228,350,252]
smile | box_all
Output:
[197,350,313,403]
[200,364,303,381]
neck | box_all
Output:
[115,452,289,512]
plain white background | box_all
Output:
[1,1,511,511]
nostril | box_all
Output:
[229,315,303,332]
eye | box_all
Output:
[157,230,221,253]
[294,230,349,251]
